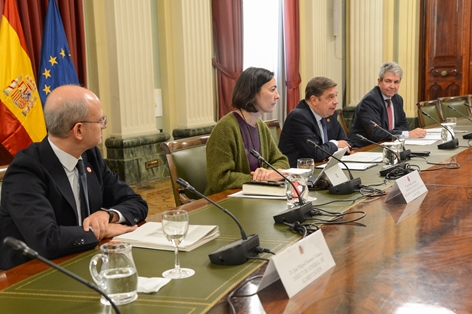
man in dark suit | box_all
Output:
[348,62,426,147]
[279,77,351,167]
[0,85,148,270]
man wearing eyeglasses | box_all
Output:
[0,85,148,270]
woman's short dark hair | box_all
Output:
[231,67,274,113]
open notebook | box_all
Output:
[341,152,383,163]
[316,162,377,171]
[113,222,220,252]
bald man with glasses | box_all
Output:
[0,85,148,270]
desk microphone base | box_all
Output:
[329,177,362,195]
[463,133,472,139]
[208,234,260,265]
[437,138,459,149]
[273,202,313,224]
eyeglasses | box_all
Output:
[71,115,108,129]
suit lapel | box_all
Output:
[39,140,79,220]
[301,101,324,142]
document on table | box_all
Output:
[228,190,287,200]
[113,222,220,252]
[341,152,383,163]
[316,162,377,171]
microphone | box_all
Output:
[369,120,410,160]
[355,134,406,176]
[3,237,121,314]
[445,104,472,139]
[249,150,313,224]
[369,120,394,137]
[421,111,459,149]
[306,140,362,194]
[175,178,261,265]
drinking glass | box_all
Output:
[441,117,456,142]
[161,209,195,279]
[392,135,406,151]
[297,158,315,179]
[446,117,457,126]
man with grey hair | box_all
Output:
[348,62,426,148]
[0,85,148,270]
[279,76,350,166]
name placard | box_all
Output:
[385,170,428,203]
[257,229,335,298]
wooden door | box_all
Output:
[419,0,471,100]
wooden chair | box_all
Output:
[263,119,281,144]
[160,135,210,206]
[416,99,444,127]
[336,108,350,136]
[438,95,471,118]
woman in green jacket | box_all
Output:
[205,67,289,195]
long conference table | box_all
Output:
[2,121,472,313]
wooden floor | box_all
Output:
[130,176,176,217]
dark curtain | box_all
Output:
[283,0,301,113]
[0,0,87,87]
[211,0,243,119]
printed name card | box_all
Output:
[257,229,335,298]
[385,170,428,203]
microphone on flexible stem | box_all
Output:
[3,237,121,314]
[369,120,411,160]
[175,178,260,265]
[421,111,459,149]
[445,104,472,139]
[355,134,406,177]
[305,140,362,194]
[249,150,313,224]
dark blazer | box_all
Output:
[348,86,409,147]
[279,100,348,167]
[0,138,148,270]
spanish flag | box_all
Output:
[0,0,47,161]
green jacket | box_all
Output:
[205,113,289,195]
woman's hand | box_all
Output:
[251,168,285,182]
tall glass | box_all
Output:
[297,158,315,179]
[161,210,195,279]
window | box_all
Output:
[243,0,285,121]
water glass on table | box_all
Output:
[441,117,456,142]
[161,209,195,279]
[297,158,315,179]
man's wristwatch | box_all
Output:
[102,208,114,223]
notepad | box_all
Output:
[113,222,220,252]
[316,162,377,171]
[341,152,383,163]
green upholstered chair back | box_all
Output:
[336,108,349,136]
[263,119,281,145]
[439,96,471,119]
[160,135,209,206]
[416,99,443,127]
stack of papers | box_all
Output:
[113,222,220,252]
[316,162,377,171]
[341,152,383,163]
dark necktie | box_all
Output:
[321,118,329,143]
[386,99,393,130]
[76,159,90,222]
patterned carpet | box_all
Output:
[130,176,176,217]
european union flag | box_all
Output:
[37,0,79,106]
